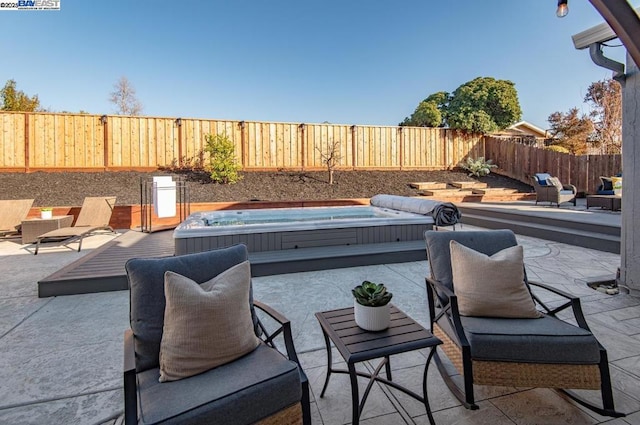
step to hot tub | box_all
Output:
[249,240,427,277]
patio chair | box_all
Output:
[424,229,624,418]
[34,196,116,254]
[124,243,311,425]
[531,173,577,207]
[0,199,34,237]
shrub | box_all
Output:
[545,145,570,154]
[203,133,242,184]
[459,157,497,177]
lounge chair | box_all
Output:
[531,173,577,207]
[0,199,34,238]
[34,196,116,254]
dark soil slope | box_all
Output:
[0,170,532,207]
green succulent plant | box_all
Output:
[352,281,393,307]
[459,157,497,178]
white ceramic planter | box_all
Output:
[354,300,390,331]
[40,210,53,219]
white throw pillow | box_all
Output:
[545,177,564,190]
[450,240,542,318]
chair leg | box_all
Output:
[559,351,625,418]
[34,238,40,255]
[301,377,311,425]
[433,351,478,410]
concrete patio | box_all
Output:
[0,219,639,424]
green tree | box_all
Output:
[584,78,622,154]
[400,101,441,127]
[424,91,449,120]
[547,107,594,154]
[446,77,522,133]
[0,79,40,111]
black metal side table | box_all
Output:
[315,304,442,425]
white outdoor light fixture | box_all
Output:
[557,0,569,17]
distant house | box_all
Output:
[491,121,548,138]
[490,121,548,146]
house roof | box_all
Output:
[492,121,547,138]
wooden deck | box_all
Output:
[37,230,428,297]
[38,230,175,297]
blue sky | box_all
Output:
[0,1,634,130]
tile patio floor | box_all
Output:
[0,224,639,424]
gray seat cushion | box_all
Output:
[136,343,302,425]
[460,315,601,364]
[126,244,259,372]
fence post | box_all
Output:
[239,121,247,169]
[350,125,357,169]
[398,126,404,170]
[175,118,183,167]
[24,113,30,172]
[100,115,109,171]
[299,123,306,170]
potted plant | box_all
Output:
[40,207,53,219]
[352,281,393,331]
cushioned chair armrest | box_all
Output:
[562,184,577,193]
[123,329,137,425]
[254,301,312,425]
[426,276,455,299]
[254,300,290,325]
[529,281,591,330]
[426,277,468,345]
[254,300,300,364]
[529,280,577,300]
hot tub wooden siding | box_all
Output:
[174,223,432,255]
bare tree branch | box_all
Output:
[316,140,342,185]
[109,76,143,116]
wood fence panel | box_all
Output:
[71,116,82,166]
[165,118,178,167]
[402,127,439,169]
[145,118,157,168]
[6,112,620,181]
[572,156,587,193]
[278,122,300,169]
[31,114,56,167]
[402,128,417,168]
[450,131,480,169]
[246,122,258,168]
[522,144,534,183]
[364,126,398,168]
[186,119,242,167]
[109,116,122,167]
[492,139,508,177]
[485,136,621,193]
[0,113,25,167]
[304,123,350,169]
[130,117,140,167]
[433,128,446,168]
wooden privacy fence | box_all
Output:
[0,111,484,171]
[485,137,622,194]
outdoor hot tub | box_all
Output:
[173,205,434,255]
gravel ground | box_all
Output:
[0,169,532,207]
